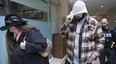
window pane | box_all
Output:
[11,1,48,22]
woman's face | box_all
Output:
[9,26,20,35]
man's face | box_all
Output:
[101,19,108,28]
[74,13,83,20]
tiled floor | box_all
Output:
[50,58,100,64]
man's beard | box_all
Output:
[77,16,82,20]
[74,14,86,21]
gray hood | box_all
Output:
[70,0,88,16]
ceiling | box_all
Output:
[69,0,116,16]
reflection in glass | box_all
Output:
[11,1,48,22]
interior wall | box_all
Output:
[51,4,58,34]
[51,0,69,34]
[108,9,116,28]
[91,15,107,22]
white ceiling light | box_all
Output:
[101,6,104,8]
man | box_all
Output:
[112,28,116,57]
[99,18,116,64]
[61,1,105,64]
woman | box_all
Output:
[0,14,49,64]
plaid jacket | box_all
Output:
[61,15,105,64]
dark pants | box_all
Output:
[99,48,116,64]
[65,59,92,64]
[65,59,70,64]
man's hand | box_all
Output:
[86,57,94,64]
[64,15,73,25]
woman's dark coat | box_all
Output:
[12,28,49,64]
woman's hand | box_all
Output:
[20,40,26,49]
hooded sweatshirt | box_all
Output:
[71,1,88,64]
